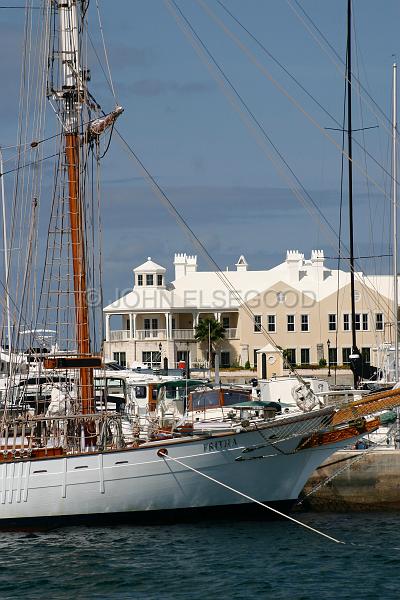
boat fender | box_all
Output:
[291,383,318,412]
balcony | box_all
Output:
[225,328,238,339]
[171,329,195,340]
[108,327,238,342]
[110,330,131,342]
[136,329,167,340]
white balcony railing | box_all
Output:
[225,328,238,339]
[108,327,237,342]
[171,329,195,340]
[136,329,167,340]
[110,330,131,342]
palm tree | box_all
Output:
[194,317,226,367]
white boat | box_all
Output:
[1,0,400,527]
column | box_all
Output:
[105,313,111,342]
[165,312,170,340]
[129,313,134,339]
[132,314,137,339]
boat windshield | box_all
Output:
[188,389,250,411]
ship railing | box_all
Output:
[0,413,127,457]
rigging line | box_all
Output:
[95,0,117,103]
[114,126,295,369]
[288,0,392,132]
[166,0,340,252]
[86,29,117,103]
[195,0,397,206]
[157,450,345,545]
[165,0,398,323]
[0,152,59,177]
[216,0,340,128]
[352,10,377,286]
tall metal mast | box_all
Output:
[0,148,11,366]
[347,0,360,387]
[393,62,399,381]
[59,0,94,414]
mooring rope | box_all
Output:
[157,449,345,545]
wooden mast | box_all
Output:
[65,130,94,414]
[60,1,94,414]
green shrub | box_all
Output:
[319,358,327,367]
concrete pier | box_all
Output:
[301,449,400,511]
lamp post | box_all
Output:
[327,339,331,377]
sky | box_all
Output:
[1,0,400,306]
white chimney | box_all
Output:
[186,255,197,274]
[174,253,187,279]
[310,249,324,283]
[286,250,304,283]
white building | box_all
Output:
[103,251,398,370]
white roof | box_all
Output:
[257,344,279,353]
[104,251,398,314]
[133,257,166,274]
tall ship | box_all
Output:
[0,0,399,526]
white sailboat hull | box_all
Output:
[0,423,355,523]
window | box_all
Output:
[285,348,296,366]
[362,347,371,364]
[222,316,230,329]
[362,313,368,331]
[142,351,161,368]
[301,314,309,332]
[220,351,230,367]
[157,274,163,286]
[144,318,158,338]
[343,314,350,331]
[328,314,336,331]
[328,347,337,366]
[355,314,361,331]
[342,347,351,365]
[300,348,310,365]
[146,274,154,286]
[376,313,384,331]
[113,352,126,367]
[134,386,147,399]
[254,315,262,332]
[267,315,276,332]
[137,274,143,286]
[287,315,295,332]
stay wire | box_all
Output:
[158,450,345,545]
[288,0,391,131]
[165,0,399,326]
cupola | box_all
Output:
[133,257,166,288]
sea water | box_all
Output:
[0,512,398,599]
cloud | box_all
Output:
[120,79,215,97]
